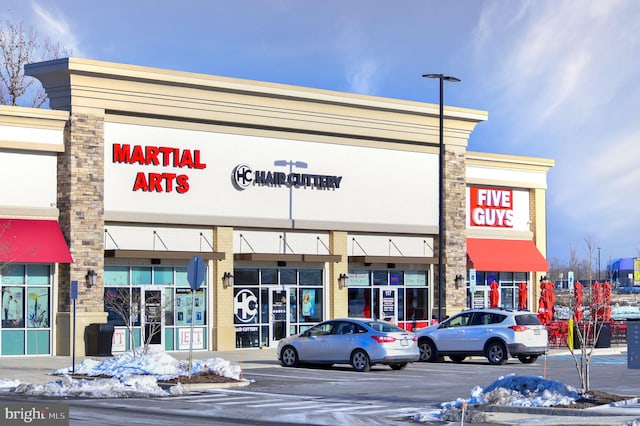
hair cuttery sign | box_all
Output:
[469,187,514,228]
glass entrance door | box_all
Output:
[141,287,164,348]
[379,288,398,323]
[471,287,488,309]
[270,289,288,347]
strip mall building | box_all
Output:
[0,58,553,356]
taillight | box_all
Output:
[372,335,396,343]
[413,336,418,342]
[509,325,528,332]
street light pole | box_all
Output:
[423,74,460,322]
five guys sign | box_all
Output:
[469,187,514,228]
[112,143,206,193]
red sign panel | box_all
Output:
[469,187,514,228]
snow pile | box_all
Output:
[414,374,581,423]
[466,374,580,407]
[1,348,242,398]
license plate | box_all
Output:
[534,329,541,335]
[401,339,408,346]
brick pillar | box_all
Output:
[442,147,468,316]
[329,231,349,319]
[55,113,107,355]
[213,226,235,350]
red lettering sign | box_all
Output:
[470,187,514,228]
[113,143,204,194]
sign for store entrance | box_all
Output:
[469,187,514,228]
[187,256,205,290]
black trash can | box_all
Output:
[85,323,115,356]
[596,322,611,348]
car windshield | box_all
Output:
[365,321,406,333]
[515,314,542,326]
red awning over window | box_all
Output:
[0,219,73,263]
[467,238,548,272]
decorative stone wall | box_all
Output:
[57,113,105,313]
[441,147,468,316]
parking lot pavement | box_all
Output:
[2,345,639,426]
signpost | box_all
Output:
[70,280,78,374]
[186,256,206,378]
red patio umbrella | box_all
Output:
[517,282,528,310]
[574,281,584,322]
[489,280,499,308]
[603,281,612,321]
[537,279,555,324]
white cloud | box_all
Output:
[470,0,640,260]
[30,1,83,57]
[346,59,379,95]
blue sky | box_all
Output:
[3,0,640,268]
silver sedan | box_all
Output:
[277,318,419,372]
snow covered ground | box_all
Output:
[0,348,635,423]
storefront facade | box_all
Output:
[0,57,552,355]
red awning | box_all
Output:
[467,238,548,272]
[0,219,73,263]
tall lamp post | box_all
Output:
[423,73,460,321]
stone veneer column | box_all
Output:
[441,147,468,316]
[55,113,107,356]
[213,226,235,350]
[329,231,349,319]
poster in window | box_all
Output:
[27,288,49,328]
[2,287,24,328]
[175,288,205,326]
[301,289,315,320]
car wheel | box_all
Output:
[350,349,371,372]
[486,341,508,365]
[389,362,408,370]
[280,346,299,367]
[518,355,538,364]
[449,355,466,363]
[418,339,437,362]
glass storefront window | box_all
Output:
[373,270,388,285]
[470,271,531,310]
[280,269,297,285]
[233,267,325,349]
[105,266,130,285]
[154,267,174,285]
[104,265,208,352]
[347,269,429,330]
[1,264,52,355]
[2,265,25,285]
[26,265,50,285]
[235,269,259,285]
[175,267,189,286]
[261,269,277,284]
[132,267,152,285]
[300,269,322,285]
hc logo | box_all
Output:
[233,164,253,190]
[234,289,258,323]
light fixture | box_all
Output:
[423,73,460,321]
[85,269,97,288]
[222,272,234,289]
[338,273,349,289]
[455,274,464,289]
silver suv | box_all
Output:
[416,308,548,365]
